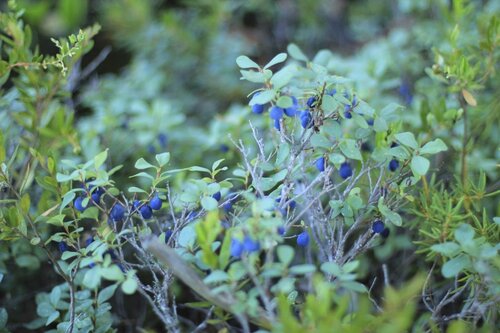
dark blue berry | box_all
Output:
[300,111,313,129]
[219,144,229,152]
[284,97,298,117]
[252,104,265,114]
[277,226,286,236]
[164,230,173,243]
[339,162,353,179]
[399,82,413,105]
[110,203,126,222]
[91,187,104,204]
[212,191,222,201]
[243,236,260,253]
[344,111,352,119]
[274,118,281,131]
[150,195,163,210]
[328,88,337,96]
[388,159,399,172]
[147,145,156,154]
[58,242,68,253]
[74,196,87,212]
[297,231,310,247]
[367,118,374,126]
[270,106,284,120]
[288,200,296,209]
[158,133,168,148]
[85,237,94,247]
[390,142,399,148]
[316,156,325,172]
[381,228,390,238]
[230,238,244,258]
[306,96,317,108]
[372,220,385,234]
[140,205,153,219]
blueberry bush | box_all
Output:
[0,0,498,332]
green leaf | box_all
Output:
[271,65,295,89]
[419,139,447,155]
[442,255,471,278]
[83,267,101,289]
[60,191,76,213]
[276,96,293,108]
[264,53,287,69]
[50,286,61,307]
[342,260,359,273]
[201,196,219,211]
[178,225,196,249]
[395,132,418,149]
[134,158,156,170]
[0,308,7,328]
[98,284,118,305]
[411,156,430,176]
[236,55,259,69]
[45,310,60,326]
[203,270,229,284]
[259,169,288,191]
[276,143,290,166]
[15,254,40,269]
[378,198,402,226]
[240,70,266,83]
[128,186,147,194]
[101,265,125,282]
[342,281,367,293]
[287,43,308,62]
[320,262,342,276]
[373,117,388,132]
[431,242,461,257]
[277,245,294,267]
[155,152,170,167]
[289,264,316,275]
[94,149,108,169]
[121,277,137,295]
[340,139,362,161]
[249,89,276,106]
[454,224,475,245]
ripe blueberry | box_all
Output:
[277,226,286,236]
[344,104,352,119]
[58,242,68,253]
[388,159,399,172]
[230,238,244,258]
[140,204,153,219]
[91,187,104,204]
[164,230,173,243]
[339,162,353,179]
[110,203,126,222]
[274,118,281,131]
[284,96,298,117]
[316,156,325,172]
[74,196,87,212]
[252,104,265,114]
[158,133,168,148]
[243,236,260,253]
[212,191,222,201]
[372,220,385,234]
[367,118,374,126]
[150,194,163,210]
[297,231,310,247]
[306,96,317,108]
[270,106,284,120]
[85,237,94,247]
[300,111,312,129]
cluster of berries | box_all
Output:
[315,156,353,179]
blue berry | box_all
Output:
[300,111,313,129]
[388,159,399,172]
[230,238,244,258]
[243,236,260,253]
[297,231,310,247]
[367,118,374,126]
[381,228,390,238]
[147,145,156,154]
[212,191,222,201]
[277,226,286,236]
[140,205,153,219]
[74,196,87,212]
[270,106,284,120]
[150,195,163,210]
[85,237,94,247]
[306,96,317,108]
[91,187,104,204]
[158,133,168,148]
[288,200,296,209]
[58,242,68,253]
[339,162,353,179]
[327,88,337,96]
[274,118,281,131]
[252,104,265,114]
[284,97,298,117]
[164,230,173,243]
[223,201,233,212]
[110,203,126,222]
[316,156,325,172]
[372,220,385,234]
[219,144,229,152]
